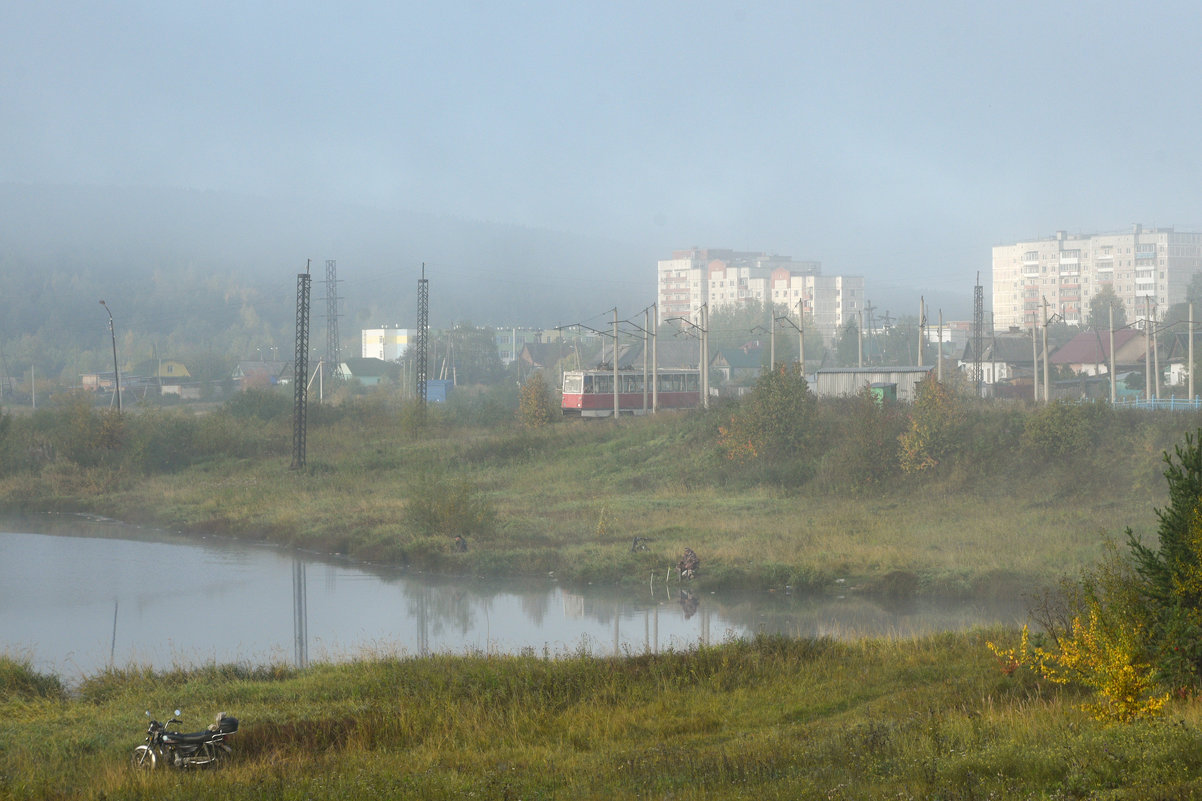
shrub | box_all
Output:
[1021,400,1106,460]
[406,469,496,538]
[818,388,906,490]
[223,388,291,421]
[717,364,819,466]
[898,376,963,473]
[124,407,199,473]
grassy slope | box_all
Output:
[0,404,1186,596]
[4,634,1202,800]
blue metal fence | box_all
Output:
[1112,397,1202,411]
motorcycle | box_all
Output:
[131,710,238,770]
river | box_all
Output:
[0,515,1025,681]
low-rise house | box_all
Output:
[130,359,199,398]
[710,346,765,384]
[957,335,1036,387]
[340,357,399,387]
[1050,328,1147,376]
[518,342,573,371]
[232,360,290,390]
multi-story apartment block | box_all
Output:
[361,326,416,361]
[657,247,863,344]
[992,225,1202,330]
[495,327,544,365]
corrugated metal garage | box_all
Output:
[813,367,935,402]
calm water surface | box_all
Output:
[0,515,1025,680]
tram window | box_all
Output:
[582,375,594,393]
[564,374,583,394]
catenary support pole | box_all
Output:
[652,302,658,413]
[613,307,619,419]
[1031,321,1038,402]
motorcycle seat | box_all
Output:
[163,730,218,744]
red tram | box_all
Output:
[561,368,701,417]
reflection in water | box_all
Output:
[679,589,700,620]
[0,516,1026,679]
[109,599,118,666]
[293,558,308,668]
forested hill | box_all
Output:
[0,183,654,383]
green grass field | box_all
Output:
[5,632,1202,800]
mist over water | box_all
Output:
[0,516,1024,681]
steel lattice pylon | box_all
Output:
[291,266,311,470]
[324,259,341,377]
[972,277,984,396]
[416,263,429,412]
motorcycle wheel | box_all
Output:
[131,745,156,770]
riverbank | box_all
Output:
[0,399,1187,598]
[3,632,1201,800]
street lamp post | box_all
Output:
[99,300,121,412]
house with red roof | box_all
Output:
[1050,328,1148,376]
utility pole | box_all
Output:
[857,310,863,368]
[1031,321,1039,402]
[797,298,805,374]
[918,297,925,367]
[642,307,649,414]
[613,307,619,419]
[1042,296,1051,403]
[864,300,876,366]
[652,302,658,413]
[701,303,709,409]
[99,300,121,412]
[1109,304,1116,404]
[1145,295,1152,402]
[1152,299,1160,401]
[769,305,776,370]
[1191,302,1195,403]
[937,310,943,383]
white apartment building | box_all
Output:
[992,225,1202,330]
[657,247,863,344]
[361,327,416,361]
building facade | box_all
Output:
[992,225,1202,330]
[361,327,416,361]
[657,247,863,344]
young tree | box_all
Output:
[517,371,558,428]
[834,319,861,366]
[1127,431,1202,688]
[1087,285,1127,330]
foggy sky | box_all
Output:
[4,1,1202,309]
